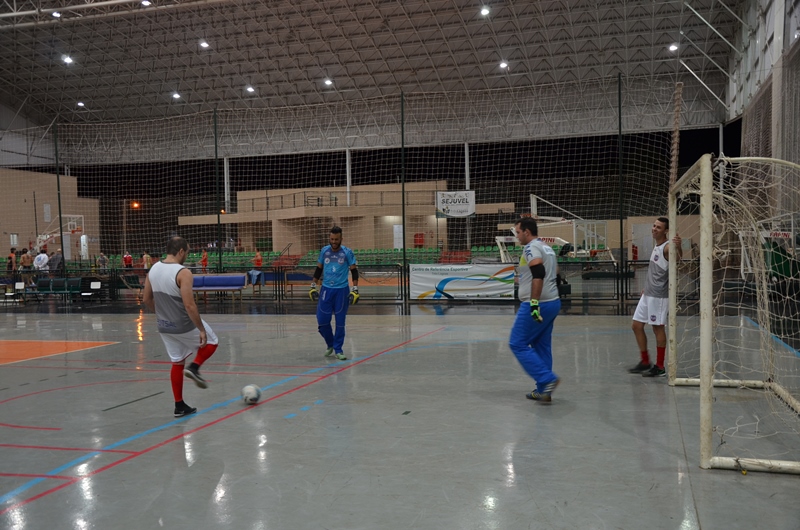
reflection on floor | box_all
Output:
[0,306,797,529]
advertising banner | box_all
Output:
[410,263,515,300]
[435,191,475,218]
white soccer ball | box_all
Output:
[241,384,261,405]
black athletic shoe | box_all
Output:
[642,365,666,377]
[184,363,208,389]
[525,378,560,403]
[628,361,652,374]
[174,401,197,418]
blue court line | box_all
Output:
[743,316,800,358]
[284,400,324,419]
[0,368,333,505]
[1,325,616,505]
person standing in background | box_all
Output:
[200,249,208,274]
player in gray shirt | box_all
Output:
[509,217,561,403]
[628,217,682,377]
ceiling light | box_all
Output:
[669,44,679,52]
[324,79,333,86]
[172,93,181,99]
[199,41,210,48]
[246,86,255,93]
[480,6,490,15]
[52,11,61,18]
[77,102,85,107]
[499,62,508,69]
[62,55,73,64]
[141,0,151,5]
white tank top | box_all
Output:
[148,261,195,334]
[644,241,669,298]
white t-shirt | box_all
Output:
[33,253,49,271]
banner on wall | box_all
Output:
[435,191,475,218]
[410,263,515,300]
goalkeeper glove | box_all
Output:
[530,299,543,323]
[349,286,360,305]
[309,282,320,302]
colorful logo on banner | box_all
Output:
[436,191,476,218]
[411,264,515,299]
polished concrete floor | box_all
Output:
[0,300,798,529]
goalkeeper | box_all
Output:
[508,217,561,403]
[309,226,359,361]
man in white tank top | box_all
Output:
[629,217,681,378]
[143,236,219,417]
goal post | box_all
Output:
[669,154,800,474]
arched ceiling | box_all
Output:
[0,0,743,124]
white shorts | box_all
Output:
[633,295,668,326]
[159,320,219,363]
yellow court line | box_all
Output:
[0,341,117,365]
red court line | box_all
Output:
[0,473,74,481]
[5,365,319,377]
[0,327,445,515]
[0,379,167,407]
[43,359,326,369]
[0,423,61,431]
[0,444,136,455]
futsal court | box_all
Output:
[0,305,797,530]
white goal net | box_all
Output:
[669,154,800,474]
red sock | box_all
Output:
[194,343,218,367]
[656,346,666,369]
[170,364,184,402]
[640,350,650,365]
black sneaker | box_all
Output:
[642,365,666,377]
[184,363,208,389]
[525,378,560,403]
[628,361,652,374]
[174,401,197,418]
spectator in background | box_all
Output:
[200,249,208,274]
[48,248,63,276]
[248,250,264,286]
[143,251,153,271]
[19,249,34,285]
[123,250,133,269]
[33,249,49,272]
[7,248,16,276]
[96,252,109,274]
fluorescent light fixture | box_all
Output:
[246,86,255,93]
[480,6,490,15]
[669,44,679,52]
[324,79,333,86]
[199,40,210,48]
[62,55,73,64]
[141,0,151,5]
[172,92,181,99]
[52,11,61,17]
[499,62,508,68]
[77,102,85,107]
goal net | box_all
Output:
[669,154,800,474]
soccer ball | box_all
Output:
[241,384,261,404]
